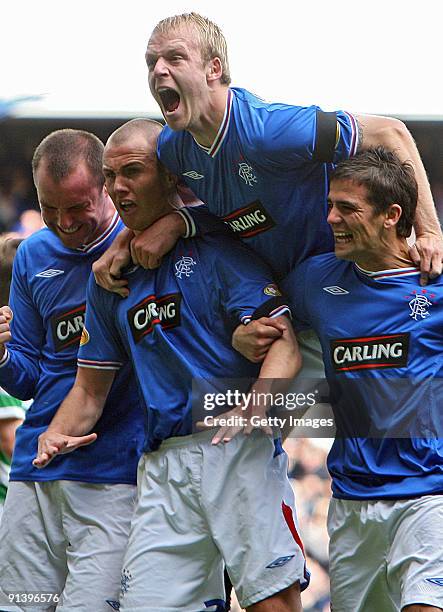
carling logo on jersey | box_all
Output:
[50,304,86,352]
[127,293,181,343]
[331,333,410,372]
[222,200,276,238]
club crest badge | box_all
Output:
[175,256,196,279]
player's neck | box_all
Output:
[190,86,229,148]
[354,239,413,272]
[89,195,116,242]
[133,195,182,236]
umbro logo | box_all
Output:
[183,170,204,180]
[323,286,349,295]
[35,269,64,278]
[266,555,294,569]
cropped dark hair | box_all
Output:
[331,147,418,237]
[32,129,105,189]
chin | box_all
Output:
[334,247,355,262]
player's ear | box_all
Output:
[207,57,223,83]
[384,203,402,229]
[162,167,179,192]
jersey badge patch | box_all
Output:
[404,288,435,321]
[50,304,86,352]
[238,162,258,186]
[35,269,64,278]
[323,286,349,295]
[264,284,282,297]
[175,256,196,279]
[183,170,204,180]
[80,327,90,346]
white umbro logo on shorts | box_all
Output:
[35,269,65,278]
[323,286,349,295]
[183,170,204,180]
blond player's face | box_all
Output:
[146,26,212,133]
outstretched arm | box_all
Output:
[33,366,115,468]
[355,113,443,282]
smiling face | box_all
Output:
[327,179,394,264]
[36,161,110,249]
[103,131,172,232]
[146,25,218,134]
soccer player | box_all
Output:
[241,147,443,611]
[0,130,146,611]
[34,119,307,612]
[0,237,28,524]
[95,11,441,293]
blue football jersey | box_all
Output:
[0,214,145,484]
[157,87,358,279]
[283,253,443,500]
[78,233,290,451]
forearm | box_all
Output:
[258,325,301,380]
[356,114,441,237]
[48,383,106,436]
[247,324,301,416]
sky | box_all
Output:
[2,0,441,118]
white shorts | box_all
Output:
[296,328,325,379]
[119,429,308,611]
[328,495,443,612]
[0,480,136,612]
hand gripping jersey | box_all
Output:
[283,253,443,500]
[78,233,290,451]
[0,214,145,484]
[157,87,358,279]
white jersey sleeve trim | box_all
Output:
[77,358,122,371]
[0,349,10,368]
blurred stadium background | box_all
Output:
[1,2,441,610]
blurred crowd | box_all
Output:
[0,166,44,237]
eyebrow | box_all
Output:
[103,161,145,172]
[146,43,189,58]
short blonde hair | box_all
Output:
[152,12,231,85]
